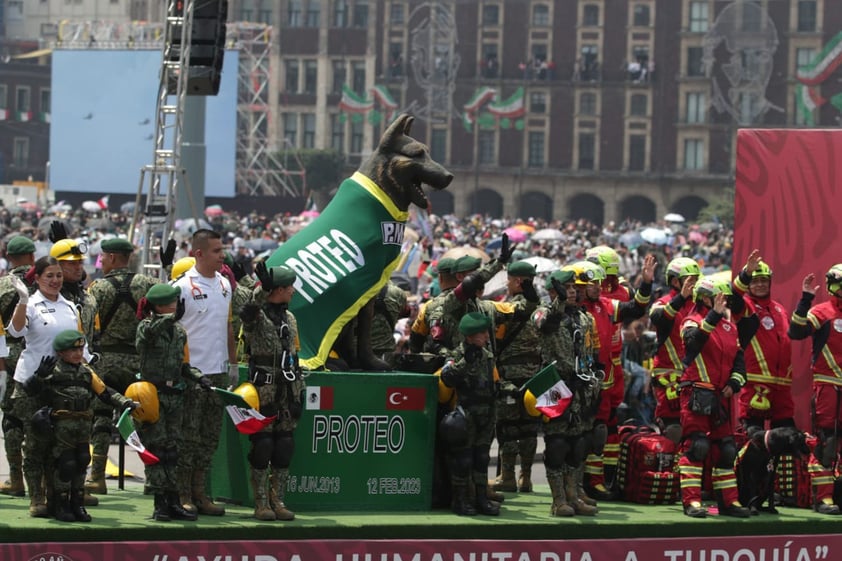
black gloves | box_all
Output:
[49,220,69,243]
[230,261,248,282]
[255,261,273,290]
[123,400,139,411]
[174,298,186,321]
[159,239,177,269]
[725,379,742,395]
[464,345,483,362]
[35,356,58,378]
[521,279,539,302]
[550,278,565,297]
[198,377,214,391]
[499,233,513,264]
[240,302,261,323]
[460,272,485,300]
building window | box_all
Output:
[578,133,595,170]
[39,88,51,113]
[15,86,30,112]
[352,61,366,93]
[306,2,321,27]
[0,85,7,110]
[532,4,550,26]
[389,46,404,78]
[390,3,404,25]
[737,92,762,125]
[796,48,816,71]
[583,4,599,27]
[331,114,345,151]
[630,93,647,116]
[632,4,650,27]
[258,9,271,24]
[530,92,547,114]
[478,130,496,164]
[580,45,600,80]
[13,138,29,168]
[689,1,708,32]
[686,47,705,77]
[797,1,817,32]
[482,46,499,78]
[686,92,706,123]
[482,4,500,26]
[285,60,300,92]
[579,92,597,116]
[528,131,545,167]
[684,138,704,170]
[334,0,348,27]
[353,2,369,27]
[430,128,447,163]
[332,61,346,94]
[288,0,302,27]
[350,119,364,153]
[629,135,646,171]
[283,113,298,146]
[302,113,316,148]
[304,60,318,94]
[240,9,253,21]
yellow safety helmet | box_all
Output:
[50,239,86,261]
[171,256,196,280]
[233,382,260,410]
[125,381,160,423]
[522,389,542,418]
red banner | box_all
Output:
[1,535,837,561]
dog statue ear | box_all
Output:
[381,113,414,148]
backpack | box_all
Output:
[617,425,679,504]
[775,434,816,509]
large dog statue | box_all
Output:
[266,114,452,371]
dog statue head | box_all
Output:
[357,114,453,212]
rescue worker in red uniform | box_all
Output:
[586,246,631,302]
[578,255,656,499]
[677,277,750,518]
[733,250,794,432]
[787,264,842,515]
[649,257,701,444]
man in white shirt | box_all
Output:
[172,229,237,516]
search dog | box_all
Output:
[735,426,810,514]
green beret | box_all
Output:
[6,236,36,255]
[100,238,135,254]
[223,251,234,267]
[453,255,482,273]
[53,329,86,352]
[436,257,456,275]
[545,269,575,290]
[145,283,181,305]
[270,266,296,288]
[459,312,491,336]
[507,260,536,277]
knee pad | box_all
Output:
[472,447,491,471]
[76,444,91,471]
[570,434,592,466]
[684,433,710,463]
[2,414,23,434]
[543,434,571,470]
[271,433,295,469]
[716,438,737,468]
[56,449,77,482]
[248,432,274,469]
[591,423,608,455]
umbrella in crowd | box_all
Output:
[300,210,320,218]
[640,227,670,245]
[48,201,73,214]
[664,213,686,223]
[439,245,490,263]
[120,201,137,214]
[523,256,558,273]
[175,218,212,236]
[618,231,644,249]
[485,237,504,250]
[531,228,565,241]
[205,204,224,217]
[244,238,280,252]
[503,227,529,243]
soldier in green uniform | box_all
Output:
[530,269,602,516]
[85,238,158,494]
[226,251,256,362]
[440,312,500,517]
[0,236,36,497]
[239,263,305,522]
[370,280,409,364]
[135,283,211,522]
[409,257,457,356]
[22,330,136,522]
[490,260,542,494]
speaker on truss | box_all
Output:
[167,0,228,96]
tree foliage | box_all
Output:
[697,186,735,228]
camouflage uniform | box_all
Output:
[0,264,34,496]
[231,275,255,361]
[533,296,601,516]
[25,358,131,521]
[86,268,158,492]
[371,281,408,359]
[239,285,305,521]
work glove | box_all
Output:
[159,239,177,269]
[35,356,58,378]
[198,376,214,391]
[254,261,273,290]
[228,363,240,388]
[49,220,69,243]
[498,232,513,264]
[239,303,261,323]
[0,370,7,402]
[10,275,29,306]
[174,298,186,321]
[124,400,140,411]
[521,279,539,302]
[230,261,248,282]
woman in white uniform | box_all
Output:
[8,256,88,517]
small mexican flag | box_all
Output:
[521,362,573,418]
[214,388,276,434]
[117,409,159,465]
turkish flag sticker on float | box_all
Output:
[305,386,334,410]
[386,387,426,411]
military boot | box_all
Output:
[53,490,76,522]
[177,469,197,515]
[565,466,598,516]
[250,468,276,521]
[191,469,224,516]
[26,474,49,518]
[815,498,841,515]
[548,471,574,517]
[451,484,477,516]
[0,453,25,497]
[152,493,172,521]
[269,469,296,521]
[518,438,537,493]
[82,490,99,506]
[490,453,518,493]
[475,485,500,516]
[71,488,92,522]
[84,453,108,494]
[518,466,533,493]
[575,465,598,506]
[167,492,198,521]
